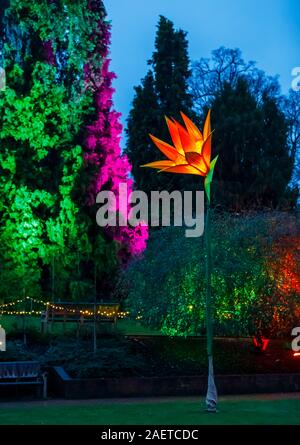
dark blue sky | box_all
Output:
[106,0,300,136]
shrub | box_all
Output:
[119,212,300,337]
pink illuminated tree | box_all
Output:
[84,11,148,261]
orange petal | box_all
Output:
[185,152,209,175]
[165,116,185,156]
[202,133,212,167]
[141,160,176,169]
[195,140,204,154]
[203,110,211,140]
[149,134,185,162]
[171,119,195,153]
[161,164,205,176]
[180,112,203,141]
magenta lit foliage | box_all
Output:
[84,22,148,261]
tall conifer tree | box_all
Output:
[126,16,197,194]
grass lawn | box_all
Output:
[0,396,300,425]
[0,315,161,336]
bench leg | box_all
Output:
[42,373,47,399]
[41,320,48,334]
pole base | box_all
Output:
[205,406,218,413]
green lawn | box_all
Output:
[0,315,161,336]
[0,397,300,425]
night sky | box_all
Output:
[106,0,300,139]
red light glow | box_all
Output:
[253,337,270,351]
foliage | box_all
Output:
[282,89,300,187]
[0,57,95,298]
[2,335,300,378]
[190,47,280,113]
[120,212,300,337]
[84,24,148,263]
[189,48,298,210]
[210,78,296,209]
[4,0,102,90]
[0,0,145,301]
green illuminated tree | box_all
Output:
[121,212,300,338]
[0,1,118,300]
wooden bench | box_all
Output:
[0,361,47,398]
[41,302,120,333]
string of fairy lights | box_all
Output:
[0,296,130,319]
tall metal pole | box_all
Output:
[205,192,218,412]
[93,264,97,354]
[51,255,55,302]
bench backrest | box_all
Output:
[0,361,41,379]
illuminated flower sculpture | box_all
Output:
[142,111,219,412]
